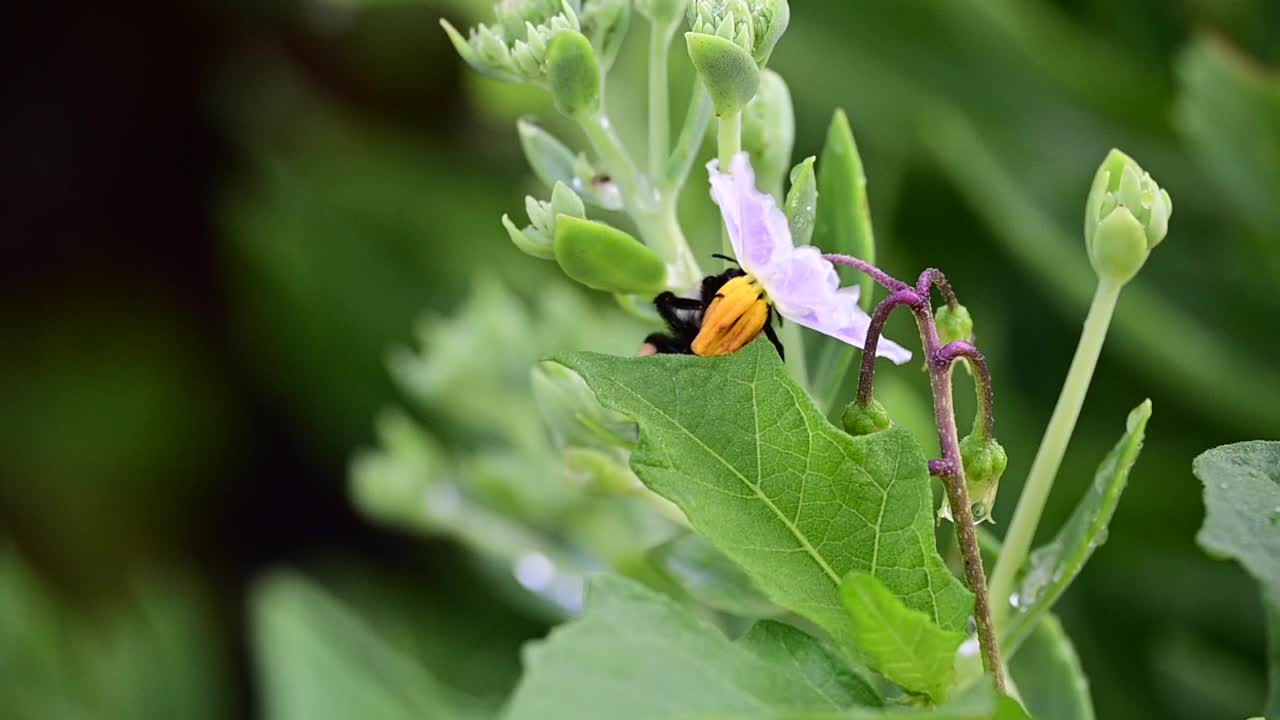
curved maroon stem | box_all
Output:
[838,258,1005,692]
[855,290,924,406]
[917,268,960,308]
[912,305,1006,692]
[938,341,996,439]
[824,253,911,293]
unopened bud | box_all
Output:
[546,30,602,118]
[934,304,974,346]
[688,0,789,66]
[554,216,668,294]
[686,31,759,116]
[939,435,1007,525]
[842,399,892,437]
[1084,149,1172,285]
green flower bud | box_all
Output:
[1084,149,1173,285]
[637,0,689,27]
[504,181,586,260]
[939,434,1008,525]
[554,216,668,294]
[442,1,628,86]
[546,30,602,118]
[350,411,447,526]
[686,31,760,116]
[688,0,789,66]
[742,69,794,193]
[934,304,974,346]
[441,3,579,85]
[784,156,817,246]
[841,399,892,437]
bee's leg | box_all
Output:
[763,308,786,360]
[654,291,704,327]
[642,333,692,355]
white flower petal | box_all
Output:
[707,153,793,277]
[707,153,913,364]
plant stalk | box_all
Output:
[648,20,674,179]
[913,302,1006,693]
[989,278,1123,629]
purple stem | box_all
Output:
[843,259,1005,692]
[824,254,911,294]
[938,341,997,439]
[912,304,1005,692]
[855,290,924,406]
[917,267,960,308]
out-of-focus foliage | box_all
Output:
[5,0,1280,717]
[0,548,228,720]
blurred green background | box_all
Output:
[3,0,1278,718]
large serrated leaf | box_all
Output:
[557,341,973,660]
[839,573,964,702]
[1009,614,1095,720]
[1003,400,1151,652]
[503,575,869,720]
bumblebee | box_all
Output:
[640,257,784,359]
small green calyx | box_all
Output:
[1084,148,1172,285]
[504,181,586,260]
[741,69,794,192]
[841,399,892,437]
[554,216,668,295]
[686,32,760,116]
[546,30,603,118]
[934,304,974,346]
[939,434,1008,525]
[688,0,789,66]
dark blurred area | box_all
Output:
[2,0,1278,718]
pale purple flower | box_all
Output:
[708,153,912,364]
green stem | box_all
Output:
[666,80,713,190]
[579,112,702,290]
[717,112,742,257]
[648,21,674,179]
[989,278,1123,629]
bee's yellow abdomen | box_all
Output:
[692,275,769,357]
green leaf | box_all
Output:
[698,680,1028,719]
[650,533,783,618]
[1193,440,1280,720]
[1176,38,1280,243]
[737,621,882,708]
[1193,441,1280,597]
[809,110,878,410]
[252,573,485,720]
[839,573,963,702]
[557,341,973,658]
[1008,614,1095,720]
[1003,399,1152,653]
[504,575,869,720]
